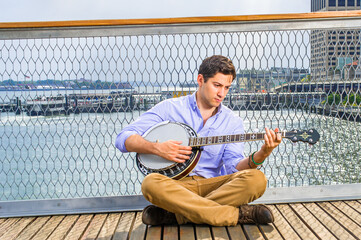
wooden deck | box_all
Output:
[0,200,360,240]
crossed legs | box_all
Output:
[141,169,267,226]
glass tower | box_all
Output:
[310,0,361,80]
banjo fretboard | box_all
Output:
[189,131,287,147]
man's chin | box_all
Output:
[213,102,221,108]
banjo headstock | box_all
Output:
[284,129,320,145]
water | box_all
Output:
[0,98,360,201]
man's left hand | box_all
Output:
[261,127,282,157]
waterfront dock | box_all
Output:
[2,9,361,240]
[0,199,360,239]
[313,105,361,122]
[0,91,328,115]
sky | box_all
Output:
[0,0,310,22]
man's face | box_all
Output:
[197,72,233,109]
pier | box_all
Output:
[0,91,328,115]
[1,196,360,239]
[1,10,361,240]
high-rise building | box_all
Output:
[311,0,361,80]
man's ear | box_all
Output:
[197,74,204,87]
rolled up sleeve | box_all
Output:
[115,130,139,153]
[115,103,167,153]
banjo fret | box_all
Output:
[190,133,269,146]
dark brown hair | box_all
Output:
[198,55,236,82]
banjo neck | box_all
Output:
[189,131,287,147]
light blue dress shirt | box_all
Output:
[115,92,245,178]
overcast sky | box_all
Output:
[1,0,310,22]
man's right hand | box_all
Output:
[155,140,193,163]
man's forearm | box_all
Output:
[124,134,160,155]
[236,150,270,170]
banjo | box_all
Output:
[136,121,320,180]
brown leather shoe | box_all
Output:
[238,204,274,224]
[142,205,178,225]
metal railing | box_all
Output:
[0,11,361,215]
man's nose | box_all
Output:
[218,87,227,97]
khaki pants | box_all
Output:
[141,169,267,226]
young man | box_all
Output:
[115,55,282,226]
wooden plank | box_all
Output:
[0,217,35,240]
[266,205,301,239]
[276,204,316,239]
[211,226,229,240]
[195,225,212,240]
[17,216,50,240]
[64,214,93,240]
[113,212,135,240]
[303,203,355,239]
[179,224,195,240]
[318,202,361,238]
[80,214,107,239]
[332,201,361,225]
[97,213,122,240]
[0,219,6,225]
[258,224,283,240]
[47,215,79,240]
[291,203,336,240]
[31,215,65,239]
[129,212,147,240]
[0,218,21,237]
[146,226,162,240]
[242,225,264,240]
[1,11,361,29]
[345,201,361,214]
[163,225,178,240]
[227,225,247,240]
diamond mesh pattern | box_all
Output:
[0,28,360,201]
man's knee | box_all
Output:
[235,169,267,197]
[245,169,267,197]
[141,173,166,200]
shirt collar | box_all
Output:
[190,91,223,114]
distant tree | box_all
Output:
[343,93,361,106]
[327,93,341,105]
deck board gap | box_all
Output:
[0,217,22,237]
[316,202,361,239]
[110,212,123,238]
[46,215,67,240]
[275,204,300,234]
[301,203,341,240]
[273,204,305,239]
[61,215,81,240]
[329,201,361,228]
[16,217,37,239]
[344,200,361,215]
[94,213,110,239]
[28,216,52,240]
[127,212,139,238]
[286,203,323,239]
[78,214,96,240]
[225,226,232,240]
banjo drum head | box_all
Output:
[138,122,192,170]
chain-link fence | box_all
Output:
[0,16,361,202]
